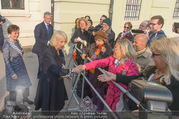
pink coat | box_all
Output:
[85,56,139,111]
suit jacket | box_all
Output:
[34,45,69,111]
[32,21,53,55]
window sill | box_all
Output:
[1,10,31,17]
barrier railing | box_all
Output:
[66,44,141,119]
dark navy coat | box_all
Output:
[32,21,53,56]
[0,25,4,50]
[34,46,69,112]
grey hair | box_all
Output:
[44,12,51,17]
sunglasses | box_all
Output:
[124,26,130,29]
[152,52,160,57]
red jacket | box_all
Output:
[85,56,139,111]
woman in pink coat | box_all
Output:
[80,39,139,111]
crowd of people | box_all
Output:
[1,11,179,117]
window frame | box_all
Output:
[1,0,25,10]
[0,0,30,17]
[124,0,142,21]
[173,0,179,19]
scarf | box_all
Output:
[7,39,23,56]
[136,48,147,56]
[120,30,131,40]
[89,45,102,73]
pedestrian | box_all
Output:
[32,12,53,79]
[34,30,81,115]
[2,24,33,104]
[81,30,113,112]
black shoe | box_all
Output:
[22,98,34,105]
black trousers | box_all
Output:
[37,54,43,79]
[0,28,4,50]
[9,88,30,101]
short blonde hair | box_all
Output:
[116,39,137,64]
[77,17,88,28]
[50,30,67,47]
[150,37,179,83]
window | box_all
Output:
[173,0,179,19]
[1,0,24,9]
[124,0,142,21]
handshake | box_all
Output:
[72,65,86,74]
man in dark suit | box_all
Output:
[0,14,6,52]
[32,12,53,79]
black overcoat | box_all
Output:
[34,46,69,112]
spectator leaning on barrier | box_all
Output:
[81,30,113,112]
[94,15,107,31]
[101,18,115,48]
[147,15,166,46]
[71,17,94,65]
[116,22,133,42]
[76,39,139,111]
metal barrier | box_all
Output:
[65,44,141,119]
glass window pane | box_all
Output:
[125,0,142,21]
[1,0,24,9]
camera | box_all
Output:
[88,27,98,32]
[131,29,144,33]
[0,15,6,23]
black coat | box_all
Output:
[34,46,69,112]
[71,28,94,64]
[0,25,4,50]
[32,22,53,56]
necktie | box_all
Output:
[47,24,50,41]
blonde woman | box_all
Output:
[76,39,139,111]
[34,30,81,114]
[70,17,94,65]
[149,37,179,115]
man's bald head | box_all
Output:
[133,34,148,51]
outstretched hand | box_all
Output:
[81,65,86,70]
[72,65,83,74]
[98,70,116,82]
